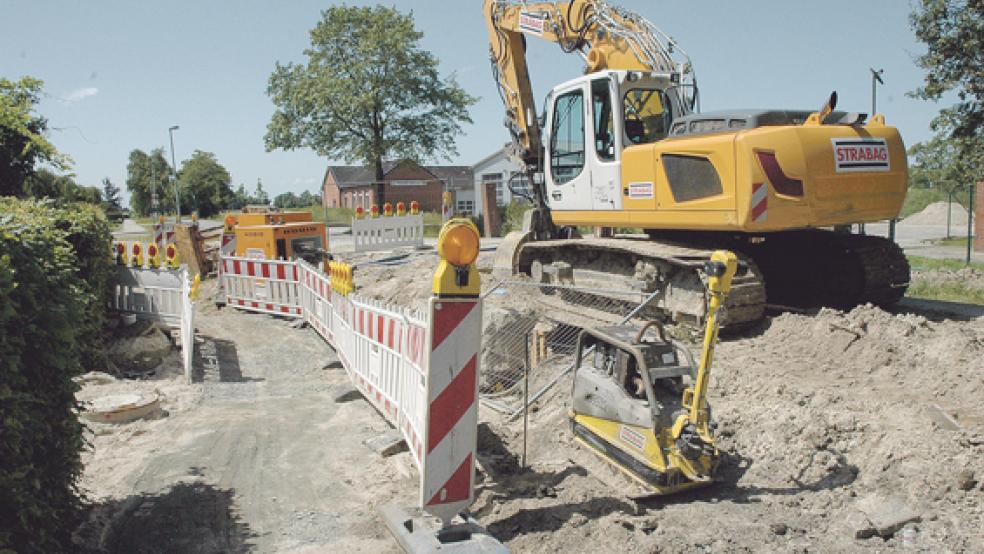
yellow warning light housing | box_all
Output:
[131,242,144,268]
[116,242,128,266]
[147,243,161,268]
[159,215,166,225]
[164,243,179,268]
[433,218,481,297]
[224,214,237,232]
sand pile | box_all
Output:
[474,305,984,551]
[902,201,969,226]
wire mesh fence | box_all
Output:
[479,279,662,419]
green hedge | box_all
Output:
[0,198,112,552]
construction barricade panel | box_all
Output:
[221,255,479,524]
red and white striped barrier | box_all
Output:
[221,254,481,525]
[154,221,176,249]
[220,257,302,316]
[215,231,237,303]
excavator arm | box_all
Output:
[483,0,694,172]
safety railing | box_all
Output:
[352,213,425,252]
[109,265,196,383]
[218,219,482,527]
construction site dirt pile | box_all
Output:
[902,200,969,227]
[476,305,984,552]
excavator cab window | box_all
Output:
[550,89,586,185]
[591,79,615,161]
[624,89,673,144]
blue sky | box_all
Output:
[1,1,942,205]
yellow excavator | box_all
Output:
[484,0,910,326]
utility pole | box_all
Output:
[168,125,181,221]
[870,68,894,242]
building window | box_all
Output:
[392,179,425,186]
[482,172,503,204]
[456,200,474,213]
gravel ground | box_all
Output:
[77,247,984,552]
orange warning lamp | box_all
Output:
[396,201,406,216]
[224,214,237,232]
[383,202,393,216]
[370,204,379,218]
[355,206,365,219]
[116,242,128,265]
[410,200,420,215]
[438,220,480,267]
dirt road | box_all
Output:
[77,297,412,553]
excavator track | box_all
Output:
[505,236,767,327]
[742,230,910,309]
[496,229,910,328]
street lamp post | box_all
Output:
[869,68,895,242]
[168,125,180,220]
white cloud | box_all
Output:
[62,87,99,104]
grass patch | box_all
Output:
[907,281,984,305]
[933,236,975,247]
[907,255,984,272]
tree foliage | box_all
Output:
[177,150,233,217]
[125,148,172,216]
[273,189,321,209]
[910,0,984,182]
[0,76,70,197]
[0,197,112,552]
[265,5,476,203]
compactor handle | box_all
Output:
[634,320,667,344]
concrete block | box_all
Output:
[364,429,408,458]
[379,503,508,554]
[855,493,921,538]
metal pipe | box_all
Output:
[967,184,975,265]
[168,125,180,220]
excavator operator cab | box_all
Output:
[571,321,694,432]
[543,70,688,211]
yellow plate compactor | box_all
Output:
[570,250,737,496]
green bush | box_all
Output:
[0,197,112,552]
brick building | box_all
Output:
[321,160,475,214]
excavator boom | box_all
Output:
[484,0,695,170]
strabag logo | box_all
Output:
[518,11,545,35]
[831,138,890,173]
[627,181,654,199]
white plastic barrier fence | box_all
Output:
[351,214,425,252]
[219,257,303,317]
[220,254,481,525]
[110,266,195,382]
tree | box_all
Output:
[230,183,250,210]
[20,169,100,204]
[273,191,299,209]
[125,148,171,216]
[0,76,70,196]
[254,179,269,205]
[101,177,122,208]
[907,135,968,195]
[910,0,984,183]
[265,6,476,204]
[177,150,233,217]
